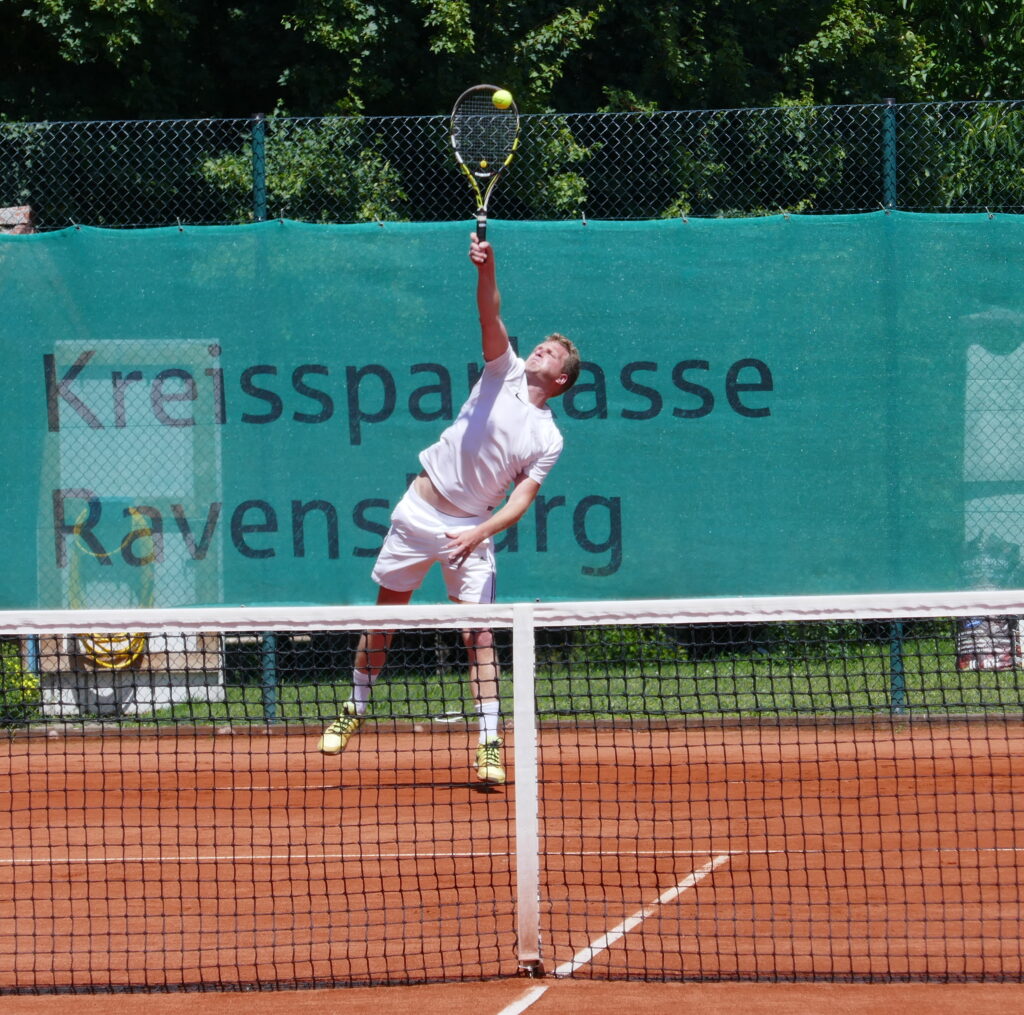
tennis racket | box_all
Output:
[449,84,520,242]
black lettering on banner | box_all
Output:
[534,494,566,552]
[292,499,340,558]
[726,358,773,418]
[240,365,283,424]
[231,500,278,559]
[352,498,390,557]
[672,360,714,418]
[49,490,633,576]
[563,362,608,420]
[44,351,102,431]
[573,495,622,577]
[43,350,777,435]
[121,505,163,566]
[620,362,663,421]
[51,488,108,567]
[112,370,144,428]
[292,365,334,423]
[409,363,453,422]
[173,503,222,561]
[151,368,197,427]
[495,495,566,556]
[494,525,517,553]
[346,365,396,445]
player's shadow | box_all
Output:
[471,781,504,795]
[318,778,508,795]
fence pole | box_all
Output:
[889,621,906,715]
[261,633,278,722]
[251,113,267,222]
[882,97,904,695]
[882,97,898,209]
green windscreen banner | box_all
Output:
[1,212,1022,610]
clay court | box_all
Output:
[2,715,1023,1006]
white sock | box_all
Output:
[350,669,376,715]
[476,700,500,743]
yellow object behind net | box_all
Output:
[70,506,154,670]
[75,632,147,670]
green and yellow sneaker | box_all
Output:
[475,738,506,785]
[318,701,361,755]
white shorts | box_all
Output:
[371,486,497,603]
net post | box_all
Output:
[512,601,543,976]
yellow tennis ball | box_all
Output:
[480,159,488,168]
[492,89,513,110]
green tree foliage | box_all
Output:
[780,0,1024,104]
[200,113,409,223]
[1,1,1022,123]
[898,1,1024,101]
[0,641,40,726]
[0,1,308,119]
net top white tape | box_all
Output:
[2,589,1024,634]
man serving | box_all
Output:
[317,233,580,784]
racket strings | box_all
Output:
[452,94,517,168]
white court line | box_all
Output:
[553,853,732,977]
[496,984,549,1015]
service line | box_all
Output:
[553,853,733,977]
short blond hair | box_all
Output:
[547,333,581,394]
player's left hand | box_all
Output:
[444,527,484,567]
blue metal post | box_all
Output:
[882,101,903,694]
[882,98,898,210]
[889,621,906,714]
[26,635,40,676]
[261,633,278,722]
[252,113,267,223]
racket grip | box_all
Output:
[476,213,487,242]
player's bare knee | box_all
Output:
[461,627,494,652]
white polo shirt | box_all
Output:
[418,344,564,515]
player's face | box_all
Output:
[525,341,569,388]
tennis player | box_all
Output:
[318,233,580,784]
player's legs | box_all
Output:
[318,472,431,758]
[461,625,499,717]
[355,584,413,676]
[442,534,504,784]
[462,625,505,784]
[352,583,414,703]
[318,585,413,756]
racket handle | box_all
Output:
[476,212,487,242]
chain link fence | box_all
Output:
[2,99,1024,230]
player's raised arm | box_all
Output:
[469,232,509,362]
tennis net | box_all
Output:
[2,591,1024,992]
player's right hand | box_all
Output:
[469,233,491,266]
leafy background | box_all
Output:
[0,1,1022,122]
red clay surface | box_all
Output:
[1,717,1022,997]
[6,980,1024,1015]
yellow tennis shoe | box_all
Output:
[475,738,506,785]
[318,701,361,755]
